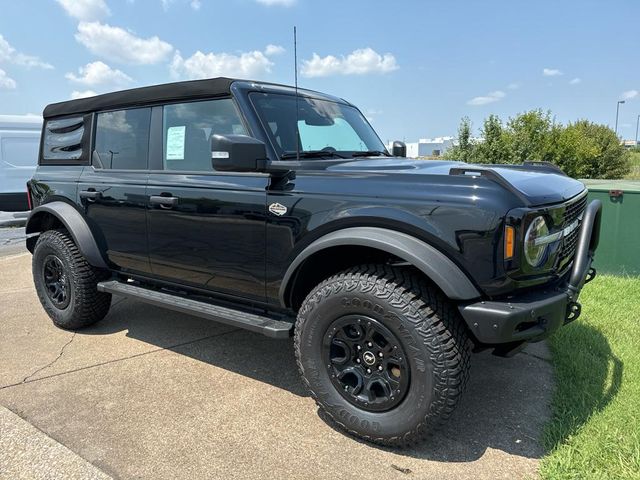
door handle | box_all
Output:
[80,190,102,201]
[150,195,179,209]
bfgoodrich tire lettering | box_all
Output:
[294,264,471,447]
[33,230,111,329]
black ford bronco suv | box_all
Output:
[26,78,602,446]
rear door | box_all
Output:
[146,98,268,303]
[78,107,152,275]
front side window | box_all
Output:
[94,108,151,170]
[250,92,387,158]
[162,98,247,172]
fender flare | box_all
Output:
[280,226,481,305]
[25,201,108,269]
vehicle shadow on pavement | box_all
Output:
[75,298,618,463]
[540,321,623,456]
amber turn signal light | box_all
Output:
[505,225,515,260]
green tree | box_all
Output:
[474,114,513,164]
[507,109,555,163]
[553,120,630,178]
[444,110,629,179]
[444,117,474,162]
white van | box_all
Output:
[0,114,42,211]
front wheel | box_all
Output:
[294,264,471,447]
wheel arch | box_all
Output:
[280,227,481,310]
[25,201,108,269]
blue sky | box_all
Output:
[0,0,638,142]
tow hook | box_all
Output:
[565,301,581,324]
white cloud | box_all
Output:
[170,49,274,79]
[256,0,296,6]
[75,21,174,65]
[0,36,11,62]
[65,61,132,87]
[301,48,398,77]
[70,89,98,99]
[467,90,506,106]
[264,44,285,56]
[0,68,16,89]
[543,68,563,77]
[621,90,638,100]
[162,0,201,10]
[569,77,582,85]
[12,53,53,69]
[507,82,521,90]
[56,0,110,21]
[0,34,53,69]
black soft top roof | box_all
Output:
[43,77,237,119]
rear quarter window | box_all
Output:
[42,115,89,164]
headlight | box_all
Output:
[524,216,549,267]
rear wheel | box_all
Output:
[33,230,111,329]
[294,264,471,447]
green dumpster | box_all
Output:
[581,179,640,276]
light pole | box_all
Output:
[615,100,625,138]
[636,114,640,146]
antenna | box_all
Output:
[294,26,300,161]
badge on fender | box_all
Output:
[269,203,287,216]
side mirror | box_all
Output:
[211,134,267,172]
[392,141,406,158]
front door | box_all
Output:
[78,107,151,275]
[146,98,268,303]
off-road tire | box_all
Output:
[294,264,471,447]
[33,229,111,329]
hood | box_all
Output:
[326,158,585,206]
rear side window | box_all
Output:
[94,108,151,170]
[42,116,85,162]
[162,98,246,172]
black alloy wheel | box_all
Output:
[42,254,71,309]
[323,315,409,412]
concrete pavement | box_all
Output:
[0,248,553,479]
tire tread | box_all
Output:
[294,264,471,448]
[33,229,111,329]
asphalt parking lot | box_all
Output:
[0,230,554,479]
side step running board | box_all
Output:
[97,280,293,339]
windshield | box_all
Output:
[249,92,387,158]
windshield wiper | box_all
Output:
[350,150,392,158]
[280,150,347,160]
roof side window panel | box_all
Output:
[162,98,247,172]
[42,116,85,161]
[94,108,151,170]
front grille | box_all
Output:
[562,193,587,225]
[557,193,588,268]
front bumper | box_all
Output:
[459,199,602,347]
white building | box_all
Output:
[388,137,456,158]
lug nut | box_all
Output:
[367,342,373,347]
[378,352,383,358]
[356,345,362,350]
[366,368,371,374]
[378,365,383,371]
[356,358,361,363]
